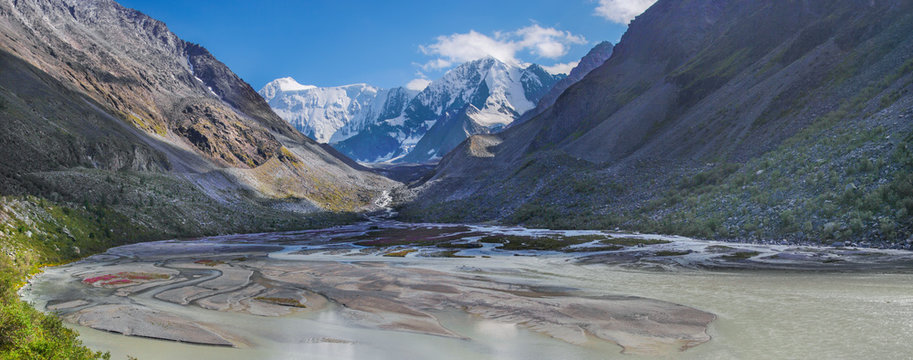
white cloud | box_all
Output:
[419,30,517,69]
[594,0,657,24]
[419,24,586,70]
[541,61,579,75]
[515,25,586,59]
[405,78,432,91]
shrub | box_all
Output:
[1,257,109,359]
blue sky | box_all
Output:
[117,0,654,91]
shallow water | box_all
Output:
[21,222,913,359]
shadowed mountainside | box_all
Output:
[403,0,913,246]
[514,41,614,127]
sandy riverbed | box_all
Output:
[20,221,913,359]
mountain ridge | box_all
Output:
[515,41,614,126]
[328,56,564,163]
[0,0,397,241]
[401,0,913,246]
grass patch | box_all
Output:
[254,297,306,308]
[351,226,484,247]
[720,251,761,260]
[483,234,612,251]
[425,250,474,258]
[479,236,508,244]
[653,250,692,256]
[565,245,624,252]
[495,236,576,251]
[193,259,225,267]
[435,242,483,249]
[705,245,737,253]
[383,249,417,257]
[600,237,671,247]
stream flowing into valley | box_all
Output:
[20,220,913,359]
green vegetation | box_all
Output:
[352,226,482,247]
[567,245,623,252]
[253,297,306,308]
[1,257,109,359]
[435,242,483,249]
[479,236,508,244]
[495,236,574,251]
[0,200,112,360]
[705,245,737,253]
[193,259,226,267]
[653,250,692,257]
[0,195,160,359]
[600,237,671,247]
[382,249,417,257]
[490,234,612,252]
[425,250,474,258]
[631,54,913,242]
[720,251,761,261]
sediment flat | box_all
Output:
[25,221,913,356]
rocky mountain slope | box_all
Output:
[515,41,614,126]
[402,0,913,246]
[0,0,397,252]
[259,79,417,144]
[331,57,564,163]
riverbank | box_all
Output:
[0,192,366,359]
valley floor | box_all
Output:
[20,220,913,359]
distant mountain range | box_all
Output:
[261,57,566,163]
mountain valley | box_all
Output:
[2,0,913,359]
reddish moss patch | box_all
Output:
[83,272,169,286]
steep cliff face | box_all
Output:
[404,0,913,245]
[0,0,397,238]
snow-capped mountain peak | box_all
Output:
[260,57,564,163]
[259,80,388,143]
[332,57,564,163]
[260,77,316,99]
[410,57,534,124]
